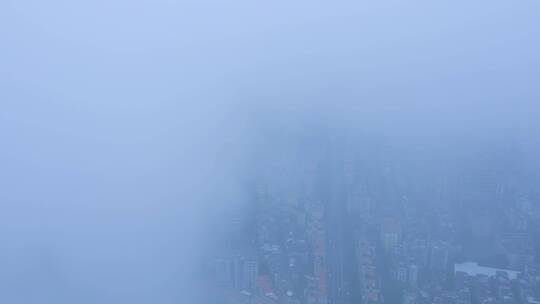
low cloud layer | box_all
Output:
[1,0,539,303]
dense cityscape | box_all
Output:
[209,143,540,304]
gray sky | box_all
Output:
[1,0,539,303]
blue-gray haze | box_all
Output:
[1,0,539,303]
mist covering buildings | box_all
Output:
[1,0,540,304]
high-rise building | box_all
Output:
[381,218,401,252]
[242,259,259,291]
[430,243,449,275]
[215,258,233,287]
[408,264,419,287]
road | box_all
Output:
[319,155,356,304]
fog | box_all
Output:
[1,1,539,303]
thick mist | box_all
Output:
[1,0,539,303]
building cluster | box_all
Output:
[348,190,540,304]
[356,239,383,303]
[209,150,540,304]
[212,181,333,304]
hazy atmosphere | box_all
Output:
[1,1,539,303]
